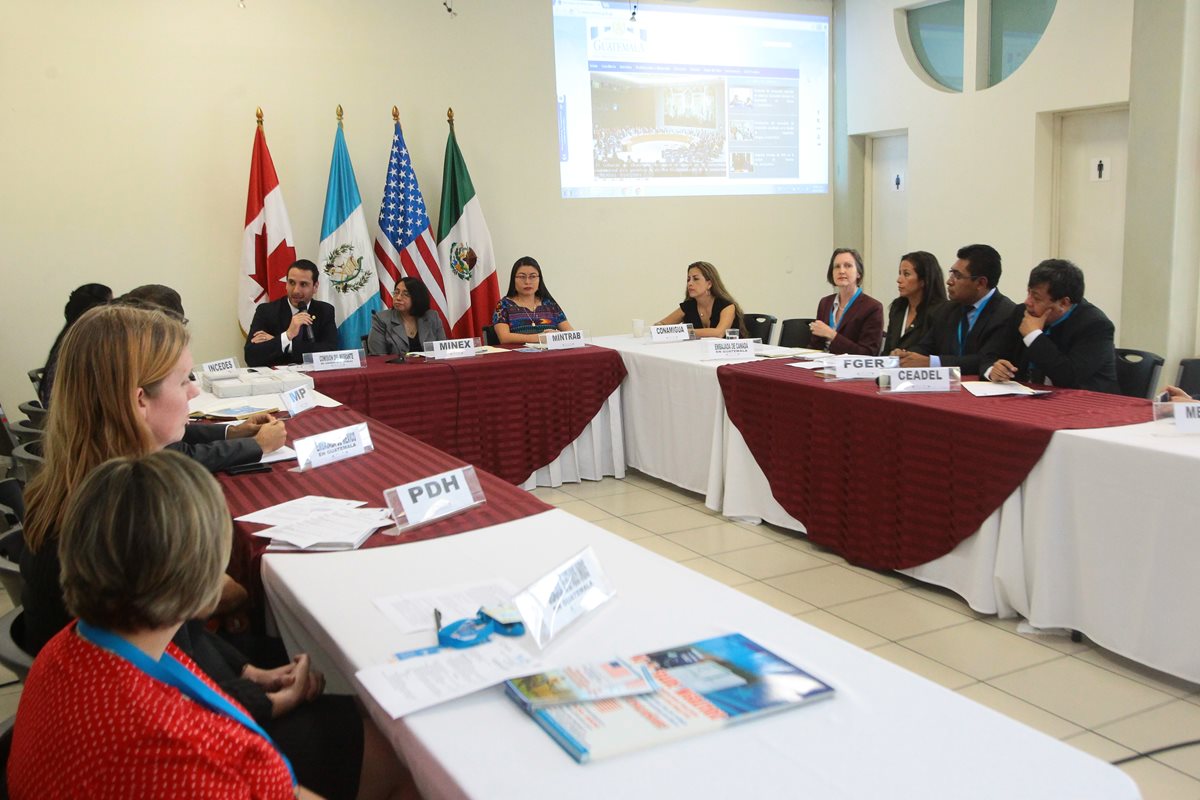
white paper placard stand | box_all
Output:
[303,348,366,371]
[293,422,373,470]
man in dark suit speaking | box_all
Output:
[244,259,338,367]
[982,259,1120,394]
[893,243,1017,375]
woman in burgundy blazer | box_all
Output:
[807,248,884,355]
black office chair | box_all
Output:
[778,318,817,348]
[0,608,32,682]
[0,526,23,603]
[481,325,500,346]
[1176,358,1200,398]
[26,368,44,399]
[10,441,43,483]
[0,480,23,525]
[1114,348,1164,399]
[16,402,46,430]
[742,313,777,344]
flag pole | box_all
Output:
[337,104,344,128]
[392,105,399,124]
[256,106,263,128]
[447,107,455,132]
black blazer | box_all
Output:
[882,297,947,355]
[166,423,262,473]
[244,297,339,367]
[980,300,1121,394]
[911,291,1017,375]
[809,292,884,355]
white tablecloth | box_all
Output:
[262,510,1136,800]
[520,386,625,489]
[597,335,1200,683]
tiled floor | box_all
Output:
[534,471,1200,800]
[2,470,1197,797]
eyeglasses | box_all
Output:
[393,290,411,298]
[947,269,980,282]
[515,273,539,282]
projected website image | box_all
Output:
[552,1,829,199]
[591,76,725,181]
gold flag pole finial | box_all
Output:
[447,107,455,131]
[336,104,344,128]
[255,107,263,127]
[392,106,400,123]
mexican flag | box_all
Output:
[436,119,498,340]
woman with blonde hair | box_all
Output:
[21,304,412,800]
[656,261,747,338]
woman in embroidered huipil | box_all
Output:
[492,256,574,344]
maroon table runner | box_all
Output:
[717,361,1152,570]
[311,346,627,484]
[218,406,551,603]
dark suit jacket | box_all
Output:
[168,422,262,473]
[809,292,884,355]
[366,308,446,356]
[244,297,338,367]
[911,291,1017,375]
[882,297,948,355]
[980,300,1120,394]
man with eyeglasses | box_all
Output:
[893,244,1017,375]
[981,259,1120,393]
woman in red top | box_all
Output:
[9,450,307,799]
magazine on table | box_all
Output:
[510,633,834,763]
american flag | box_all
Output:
[373,121,451,332]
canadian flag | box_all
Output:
[238,115,297,332]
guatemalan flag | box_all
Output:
[372,114,451,334]
[316,116,382,350]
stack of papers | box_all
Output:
[756,345,824,359]
[237,496,393,550]
[962,381,1050,397]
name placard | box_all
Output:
[881,367,955,393]
[512,546,616,650]
[281,384,316,416]
[293,423,373,470]
[397,468,474,524]
[650,323,693,343]
[1173,402,1200,432]
[541,329,586,350]
[426,338,477,360]
[832,355,899,380]
[382,465,486,533]
[704,338,754,360]
[200,357,239,378]
[308,349,363,371]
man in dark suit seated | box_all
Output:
[981,259,1120,394]
[244,259,338,367]
[894,243,1017,375]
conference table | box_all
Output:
[308,347,627,488]
[262,509,1138,800]
[215,405,551,606]
[593,335,1200,683]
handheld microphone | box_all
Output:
[296,302,314,341]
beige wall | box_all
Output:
[844,0,1135,275]
[0,0,833,417]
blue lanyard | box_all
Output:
[830,288,862,331]
[76,621,297,789]
[956,291,995,355]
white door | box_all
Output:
[1055,108,1129,341]
[867,134,909,300]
